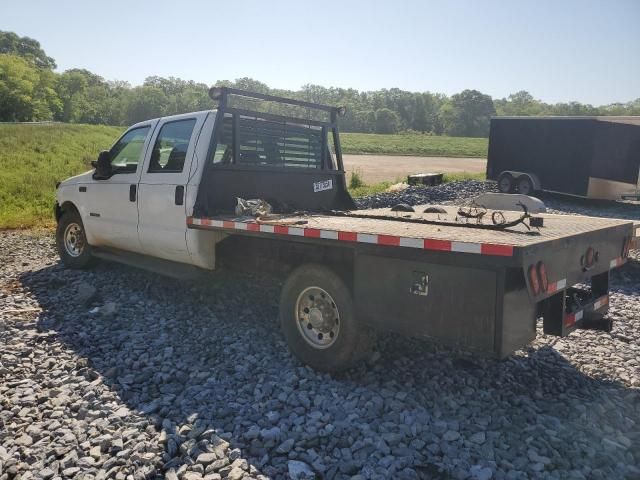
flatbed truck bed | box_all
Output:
[189,205,633,261]
[188,204,636,365]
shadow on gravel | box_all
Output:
[19,260,640,479]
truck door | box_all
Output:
[137,113,207,264]
[82,122,156,253]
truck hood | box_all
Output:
[59,170,94,186]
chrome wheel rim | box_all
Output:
[63,222,84,257]
[295,286,340,349]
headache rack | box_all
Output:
[193,88,355,216]
[207,87,347,172]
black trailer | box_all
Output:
[186,89,638,372]
[486,116,640,200]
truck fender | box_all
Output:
[55,200,80,222]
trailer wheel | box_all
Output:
[56,210,94,269]
[517,175,535,196]
[497,172,515,194]
[279,264,374,372]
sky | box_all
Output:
[2,0,639,105]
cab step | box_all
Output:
[92,247,206,280]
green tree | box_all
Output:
[0,31,56,69]
[412,95,428,132]
[56,70,89,122]
[144,76,210,115]
[440,89,495,137]
[125,86,168,124]
[0,54,60,121]
[374,108,400,134]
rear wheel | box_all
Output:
[497,172,515,194]
[56,210,94,269]
[517,175,534,196]
[279,264,374,372]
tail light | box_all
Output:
[537,261,548,293]
[528,264,540,295]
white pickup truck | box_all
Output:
[55,88,637,371]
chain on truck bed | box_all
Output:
[326,202,542,234]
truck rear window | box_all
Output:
[210,114,328,169]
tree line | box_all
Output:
[1,31,639,137]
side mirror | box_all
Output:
[93,150,112,179]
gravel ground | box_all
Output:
[356,180,640,221]
[1,181,639,480]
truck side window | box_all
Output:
[148,119,197,173]
[110,126,151,173]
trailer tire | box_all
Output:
[497,172,515,194]
[517,175,535,196]
[56,210,94,269]
[279,264,374,372]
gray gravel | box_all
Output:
[1,181,640,479]
[356,179,640,222]
[355,181,496,210]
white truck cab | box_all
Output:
[55,110,220,270]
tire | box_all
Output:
[497,172,515,194]
[56,210,94,269]
[517,175,534,196]
[279,264,374,372]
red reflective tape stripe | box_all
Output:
[188,219,517,258]
[481,244,514,257]
[378,235,400,246]
[338,231,358,242]
[424,239,452,251]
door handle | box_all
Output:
[129,184,136,202]
[175,185,184,206]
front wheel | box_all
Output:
[279,264,374,372]
[56,210,94,269]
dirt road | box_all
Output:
[343,154,486,184]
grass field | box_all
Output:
[341,132,487,157]
[0,124,123,228]
[0,124,486,229]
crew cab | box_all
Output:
[55,88,638,371]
